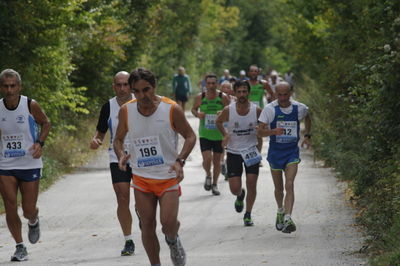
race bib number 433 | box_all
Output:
[276,121,298,143]
[2,134,26,158]
[133,136,165,168]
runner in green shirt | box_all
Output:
[191,73,230,196]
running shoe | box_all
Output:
[221,163,227,176]
[234,189,245,213]
[11,244,28,261]
[211,184,220,196]
[275,212,285,231]
[28,218,40,244]
[166,235,186,266]
[282,218,297,233]
[243,213,254,226]
[121,239,135,256]
[204,176,212,191]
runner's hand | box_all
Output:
[29,143,42,159]
[169,162,184,183]
[301,138,311,149]
[222,134,229,148]
[197,112,205,119]
[90,138,102,149]
[118,154,131,171]
[274,128,285,135]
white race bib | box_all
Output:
[205,114,217,130]
[276,121,298,143]
[240,146,262,167]
[2,134,26,158]
[133,136,165,168]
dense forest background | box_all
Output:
[1,0,399,264]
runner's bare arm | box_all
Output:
[256,122,284,138]
[301,112,312,149]
[191,94,205,119]
[90,131,106,149]
[216,106,229,137]
[113,105,130,171]
[171,104,196,181]
[30,100,51,158]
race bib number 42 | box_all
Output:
[133,136,165,168]
[2,134,26,158]
[276,121,298,143]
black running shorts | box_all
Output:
[226,152,259,178]
[110,163,132,184]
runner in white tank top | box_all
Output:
[0,69,51,261]
[216,80,262,227]
[90,71,136,256]
[113,68,196,266]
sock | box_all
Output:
[166,235,177,244]
[277,207,284,213]
[284,214,291,222]
[124,234,133,241]
[28,218,38,226]
[16,242,24,247]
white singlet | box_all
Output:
[226,102,258,154]
[0,96,43,169]
[125,97,178,180]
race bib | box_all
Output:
[205,114,217,130]
[2,134,26,158]
[240,146,262,167]
[133,136,165,168]
[276,121,298,143]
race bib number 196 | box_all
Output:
[133,136,165,168]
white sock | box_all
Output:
[284,214,291,222]
[16,242,24,247]
[28,218,38,226]
[277,207,284,213]
[124,234,133,241]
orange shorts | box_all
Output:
[132,175,181,197]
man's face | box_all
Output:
[0,76,21,97]
[205,77,217,90]
[235,86,249,103]
[220,84,233,95]
[276,86,291,106]
[113,74,130,98]
[248,67,258,79]
[131,79,155,106]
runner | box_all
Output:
[248,65,274,165]
[257,82,311,233]
[0,69,51,261]
[90,71,135,256]
[172,66,192,110]
[216,80,262,226]
[114,68,196,266]
[191,74,230,195]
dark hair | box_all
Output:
[128,68,156,88]
[205,73,217,82]
[233,80,251,92]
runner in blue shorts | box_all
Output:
[257,82,311,234]
[0,69,51,261]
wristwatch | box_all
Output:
[175,158,186,167]
[36,140,45,147]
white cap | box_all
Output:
[270,70,278,76]
[240,70,246,75]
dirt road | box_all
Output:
[0,113,366,265]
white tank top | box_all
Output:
[0,96,43,169]
[126,97,178,180]
[108,95,134,163]
[226,102,258,154]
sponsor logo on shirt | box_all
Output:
[16,115,25,124]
